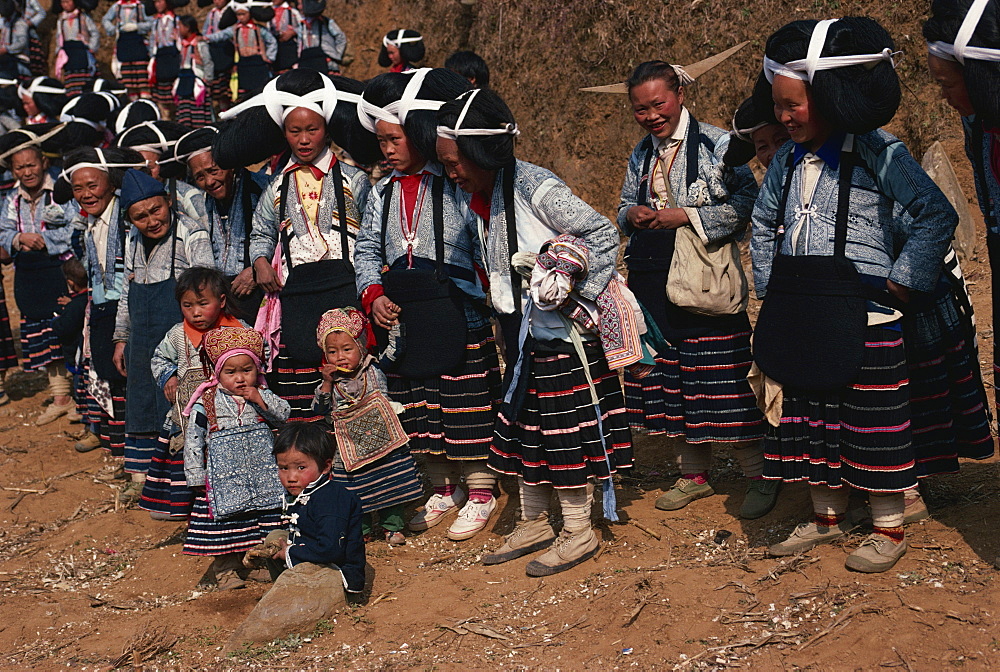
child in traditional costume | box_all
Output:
[141,267,245,519]
[19,78,66,125]
[257,421,364,594]
[205,1,276,101]
[168,126,269,321]
[295,0,346,75]
[101,0,153,99]
[436,88,633,575]
[751,18,963,572]
[200,0,234,112]
[0,132,78,425]
[58,146,148,469]
[51,258,89,427]
[268,0,299,75]
[145,0,188,115]
[19,0,43,77]
[172,15,214,127]
[0,1,31,85]
[182,325,288,590]
[356,69,504,542]
[54,0,99,96]
[215,69,377,420]
[312,308,422,545]
[111,168,215,501]
[615,60,770,519]
[378,29,422,73]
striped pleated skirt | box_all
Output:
[903,285,994,477]
[175,98,213,127]
[151,80,172,108]
[182,495,282,556]
[0,282,17,374]
[762,325,917,493]
[119,61,148,94]
[270,347,324,421]
[20,317,62,370]
[27,32,45,77]
[124,432,159,474]
[209,71,232,104]
[63,70,94,97]
[331,446,423,514]
[386,323,501,460]
[97,381,126,457]
[624,328,765,443]
[489,338,633,488]
[139,422,193,518]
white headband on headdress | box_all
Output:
[167,126,219,165]
[228,0,269,11]
[92,80,127,95]
[927,0,1000,64]
[118,121,172,155]
[59,97,102,130]
[383,30,421,48]
[730,115,769,144]
[0,78,17,87]
[0,123,67,164]
[763,18,898,84]
[114,100,161,135]
[59,148,147,182]
[356,68,444,133]
[18,77,66,100]
[436,89,520,140]
[221,73,358,127]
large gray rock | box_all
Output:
[226,562,346,648]
[922,141,976,264]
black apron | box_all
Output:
[296,46,329,74]
[276,164,359,363]
[125,226,182,433]
[116,31,148,62]
[377,175,468,378]
[752,149,899,392]
[236,54,270,94]
[12,193,66,322]
[175,69,196,98]
[275,38,298,71]
[61,39,92,72]
[154,44,181,82]
[208,40,235,72]
[90,299,125,383]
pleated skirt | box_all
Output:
[269,347,324,422]
[119,61,148,93]
[139,422,194,519]
[97,381,126,457]
[0,286,17,374]
[182,495,282,556]
[124,431,159,474]
[624,328,765,443]
[20,317,61,370]
[331,447,424,514]
[762,325,917,493]
[209,71,232,103]
[175,98,213,127]
[63,70,94,97]
[386,323,501,460]
[151,80,173,107]
[489,338,633,488]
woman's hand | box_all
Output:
[230,267,257,297]
[253,257,282,293]
[648,207,690,230]
[626,205,656,230]
[163,376,178,403]
[113,342,127,377]
[372,295,401,329]
[886,279,911,304]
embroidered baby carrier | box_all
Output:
[202,387,285,518]
[377,174,469,378]
[753,145,902,391]
[276,164,359,363]
[329,372,408,472]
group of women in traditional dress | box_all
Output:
[0,0,992,584]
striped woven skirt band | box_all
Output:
[182,495,282,556]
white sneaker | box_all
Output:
[447,497,497,541]
[407,487,466,532]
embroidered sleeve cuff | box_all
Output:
[682,208,710,244]
[360,284,384,315]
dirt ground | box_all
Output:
[0,220,998,671]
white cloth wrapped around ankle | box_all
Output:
[870,492,905,528]
[519,479,553,520]
[558,485,592,533]
[809,484,849,517]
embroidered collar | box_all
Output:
[792,131,847,170]
[388,160,442,180]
